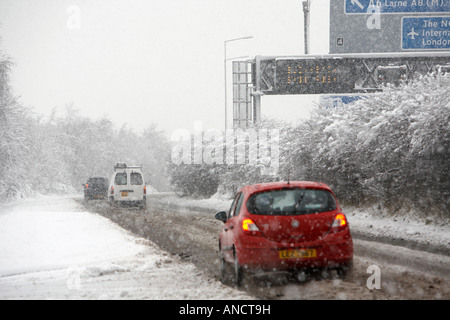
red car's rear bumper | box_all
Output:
[234,229,353,271]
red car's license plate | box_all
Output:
[279,249,316,259]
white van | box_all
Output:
[109,163,146,210]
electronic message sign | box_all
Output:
[253,53,450,95]
[274,58,355,94]
[243,53,450,127]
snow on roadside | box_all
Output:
[150,192,232,214]
[344,205,450,254]
[0,195,252,300]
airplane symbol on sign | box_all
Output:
[407,28,419,40]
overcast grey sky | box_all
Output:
[0,0,330,134]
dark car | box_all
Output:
[83,177,109,201]
[215,181,353,285]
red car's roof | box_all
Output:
[241,181,333,195]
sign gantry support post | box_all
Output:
[253,56,262,126]
[224,36,253,130]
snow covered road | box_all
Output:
[1,194,449,300]
[0,196,252,300]
[106,193,450,300]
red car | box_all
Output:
[215,181,353,285]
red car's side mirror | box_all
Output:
[214,211,227,223]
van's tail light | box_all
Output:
[110,186,114,195]
[331,213,348,231]
[85,184,89,188]
[242,218,262,236]
[143,186,146,195]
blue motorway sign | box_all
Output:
[345,0,450,14]
[402,16,450,50]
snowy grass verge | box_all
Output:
[0,195,253,300]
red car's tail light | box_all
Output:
[242,218,261,236]
[331,213,348,231]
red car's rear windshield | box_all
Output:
[246,188,337,215]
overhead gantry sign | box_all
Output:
[231,52,450,128]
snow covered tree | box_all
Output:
[0,51,32,198]
[282,74,450,218]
